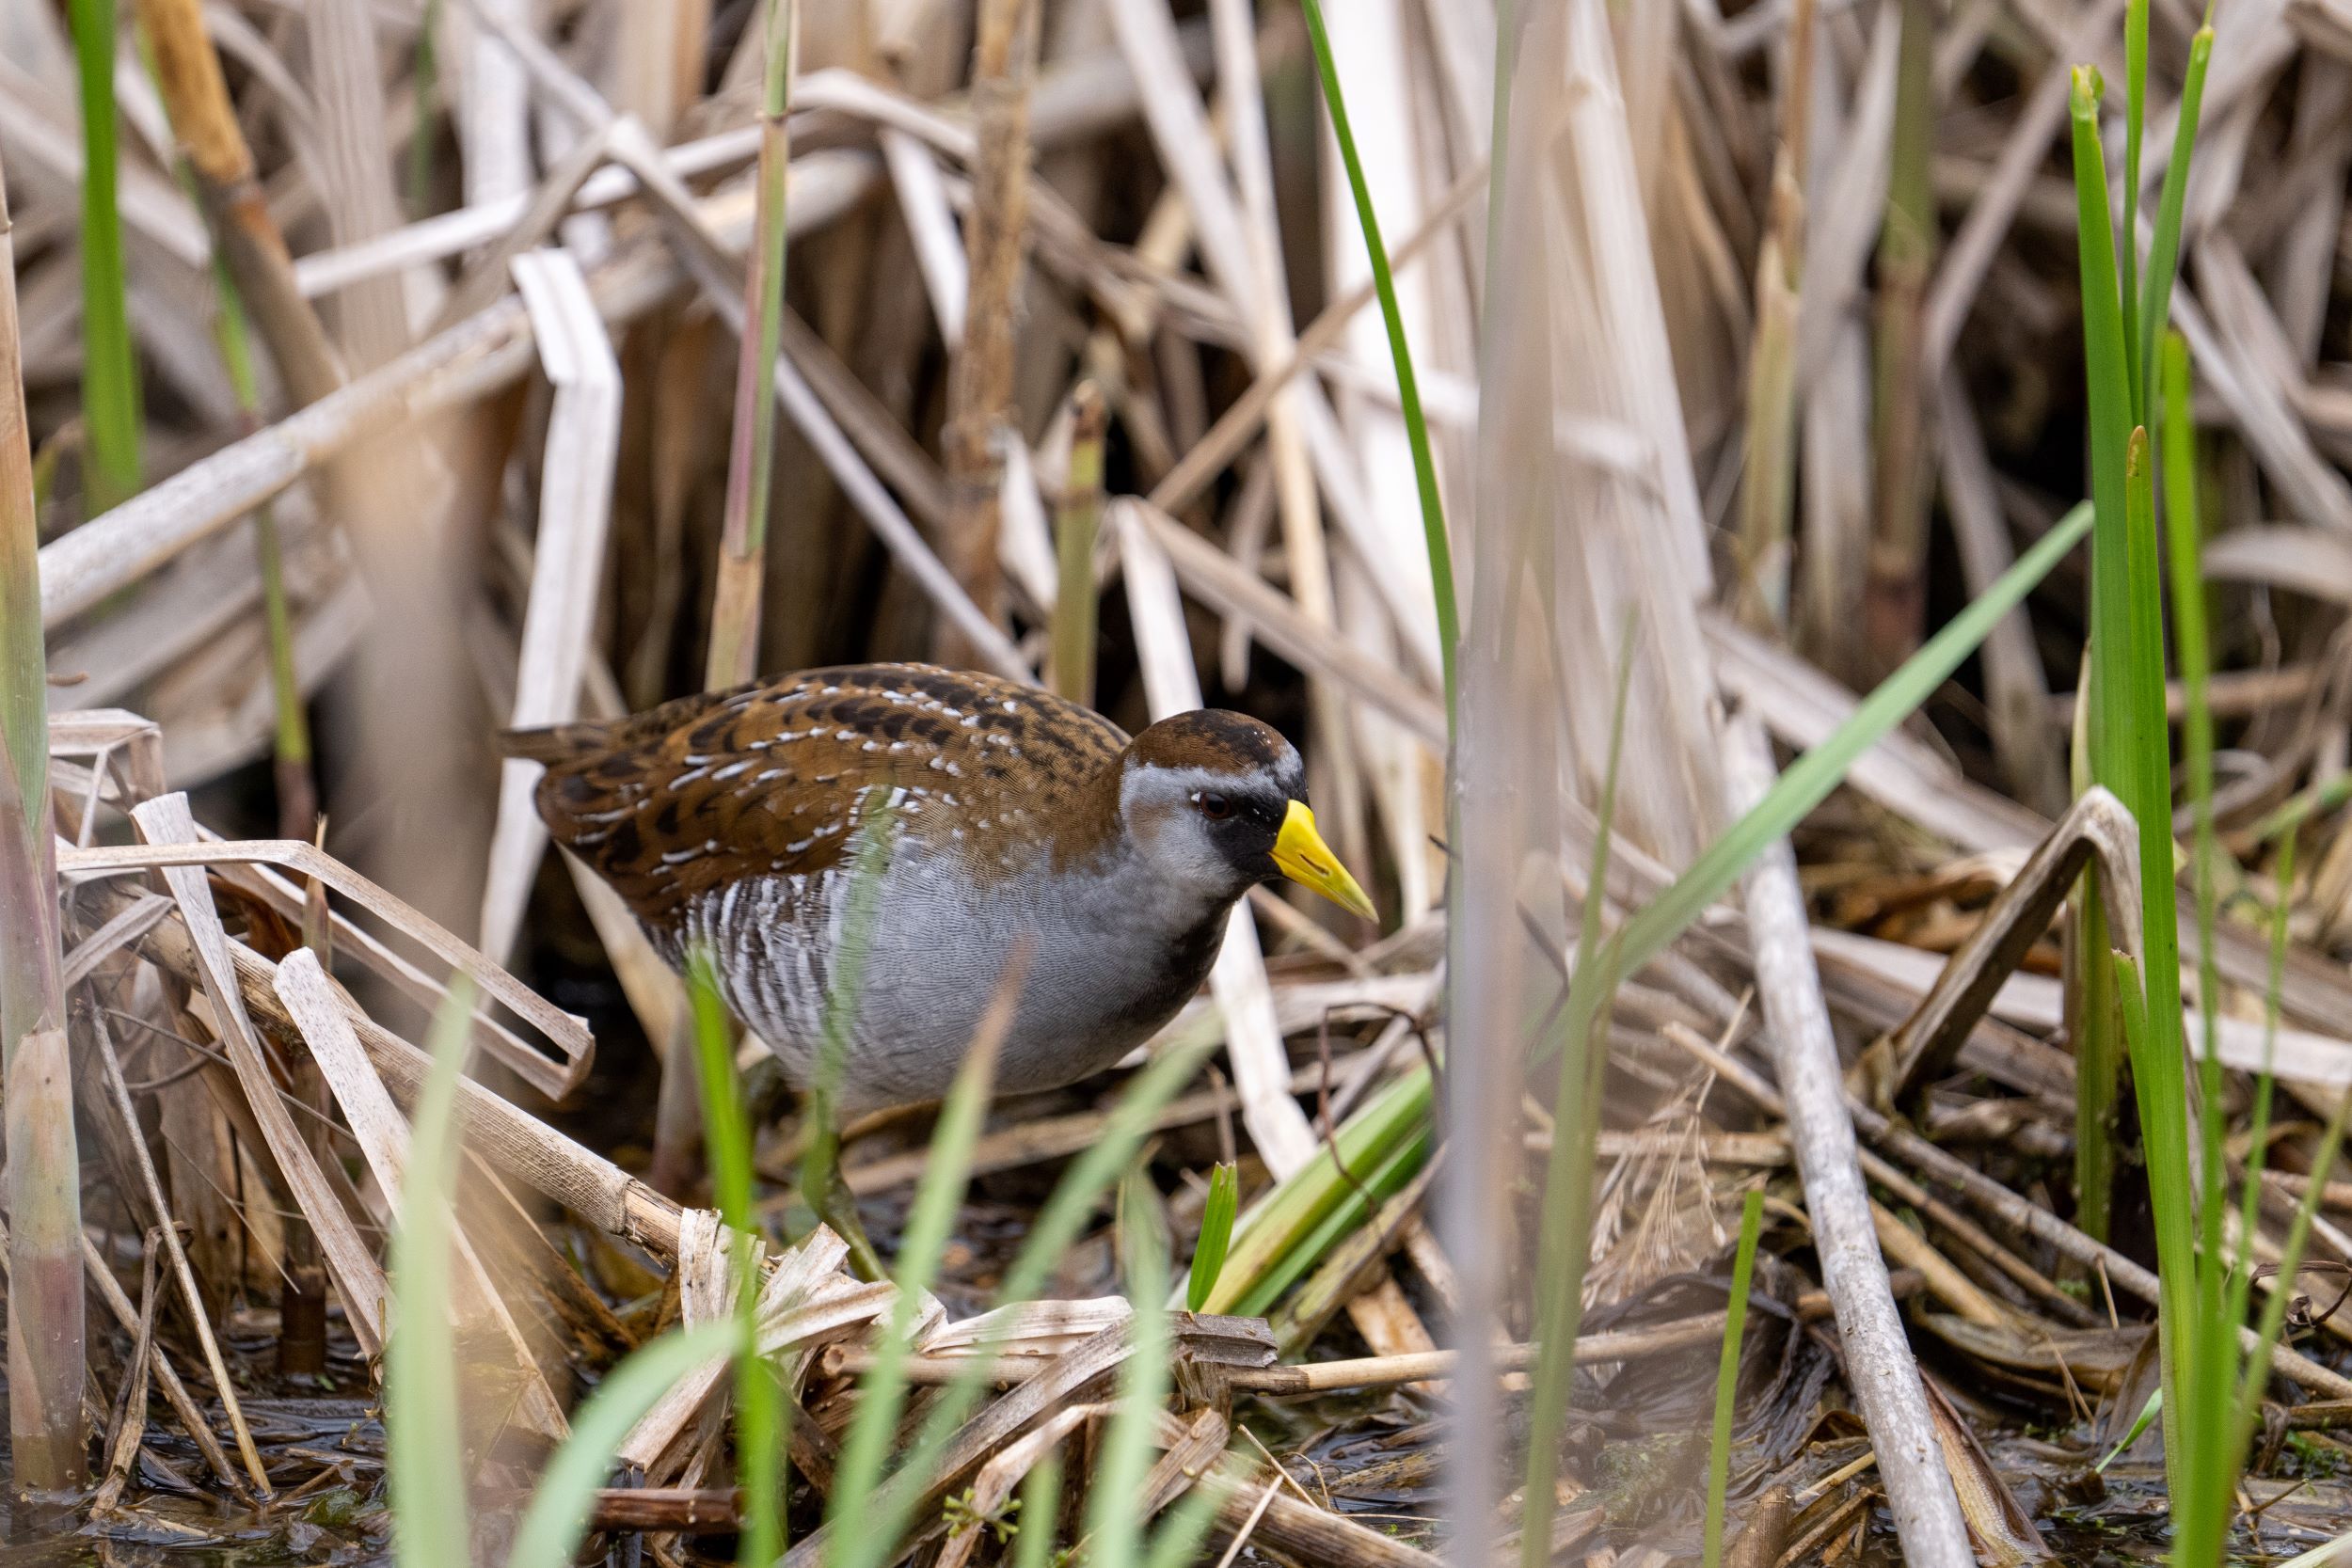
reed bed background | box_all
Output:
[13,0,2352,1564]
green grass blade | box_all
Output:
[688,953,782,1567]
[1009,1452,1061,1568]
[1703,1190,1768,1568]
[1229,1124,1430,1318]
[1082,1174,1172,1568]
[2122,0,2147,412]
[70,0,141,512]
[2229,1081,2351,1495]
[2135,28,2213,420]
[1521,613,1637,1565]
[826,1019,1222,1568]
[502,1323,739,1568]
[2074,63,2201,1526]
[389,982,477,1568]
[1201,1061,1432,1315]
[2095,1387,2163,1473]
[1139,1478,1226,1568]
[1185,1161,1240,1312]
[823,948,1014,1568]
[1297,0,1458,721]
[2231,835,2297,1336]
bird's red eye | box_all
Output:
[1197,791,1233,820]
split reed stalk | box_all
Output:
[71,0,139,513]
[0,151,87,1493]
[705,0,798,690]
[936,0,1042,669]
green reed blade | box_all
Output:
[2122,0,2147,410]
[1186,1161,1240,1312]
[1298,0,1458,721]
[1599,501,2095,996]
[823,945,1013,1568]
[1704,1190,1768,1568]
[823,1020,1223,1568]
[71,0,141,512]
[389,982,477,1568]
[1009,1451,1061,1568]
[2136,28,2213,420]
[502,1323,738,1568]
[688,953,783,1566]
[1082,1173,1171,1568]
[1521,612,1637,1566]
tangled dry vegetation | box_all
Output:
[16,0,2352,1564]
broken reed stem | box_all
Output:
[0,152,87,1492]
[1862,0,1936,680]
[70,0,140,512]
[705,0,798,691]
[136,0,342,407]
[1049,382,1105,705]
[937,0,1043,669]
[1725,718,1972,1567]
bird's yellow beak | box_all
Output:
[1272,800,1375,920]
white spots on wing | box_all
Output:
[710,760,753,783]
[835,729,857,740]
[667,766,710,790]
[787,837,813,854]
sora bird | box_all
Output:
[503,662,1373,1272]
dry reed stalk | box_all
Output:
[705,0,799,690]
[478,252,622,964]
[307,0,410,372]
[1447,16,1563,1560]
[87,1011,270,1493]
[936,0,1043,668]
[1724,718,1974,1565]
[1730,0,1817,631]
[135,0,342,406]
[0,149,85,1492]
[1863,0,1937,679]
[1048,381,1105,705]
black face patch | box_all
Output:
[1196,784,1294,885]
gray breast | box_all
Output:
[674,837,1232,1116]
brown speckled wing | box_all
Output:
[520,665,1129,933]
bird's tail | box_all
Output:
[496,720,612,766]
